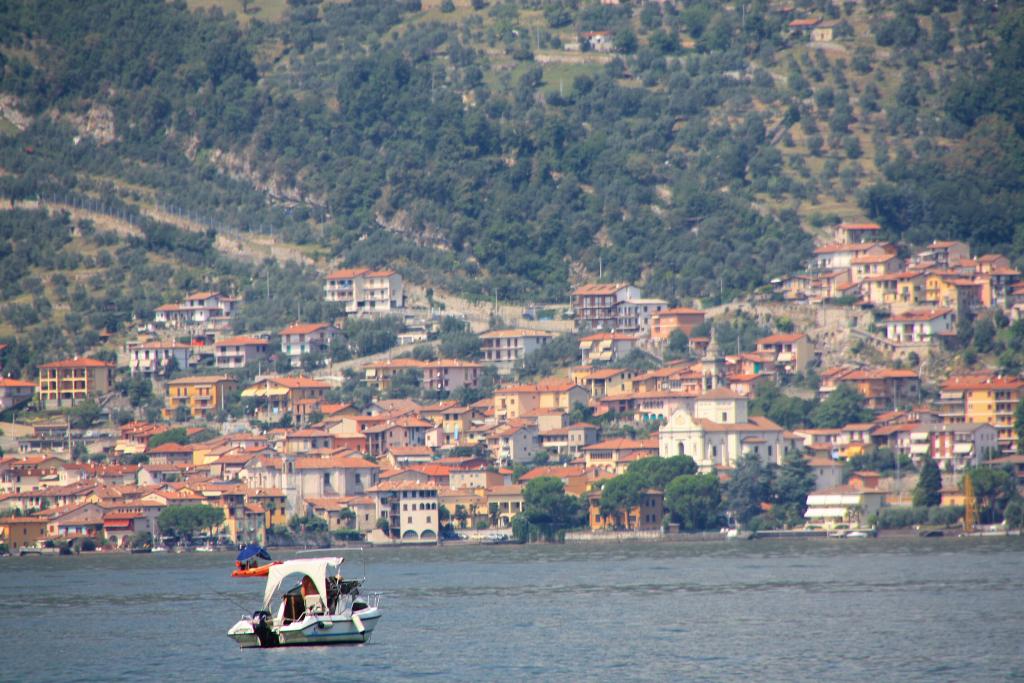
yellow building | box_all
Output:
[940,374,1024,454]
[0,516,49,551]
[37,357,115,409]
[163,375,238,419]
[861,271,926,310]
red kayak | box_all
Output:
[232,561,282,578]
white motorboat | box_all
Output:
[227,556,382,648]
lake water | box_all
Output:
[1,537,1022,682]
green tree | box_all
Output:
[157,504,225,542]
[810,383,871,428]
[913,456,942,507]
[523,476,582,540]
[665,473,721,531]
[772,451,815,515]
[1015,398,1024,454]
[627,455,697,489]
[148,427,188,449]
[67,399,102,430]
[1004,499,1024,530]
[727,452,772,526]
[967,467,1017,523]
[599,472,644,517]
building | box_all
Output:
[126,340,192,377]
[214,336,269,369]
[492,382,589,421]
[658,389,785,471]
[755,333,813,374]
[479,329,552,369]
[0,516,49,551]
[570,283,665,333]
[154,291,238,330]
[364,358,482,394]
[36,357,115,409]
[241,375,330,424]
[485,485,525,527]
[588,488,664,531]
[279,323,337,367]
[163,375,238,419]
[367,481,439,543]
[324,267,405,314]
[860,271,928,311]
[884,308,956,344]
[937,374,1024,454]
[912,422,999,472]
[650,307,705,341]
[819,367,921,412]
[0,377,35,412]
[911,241,971,269]
[579,333,639,366]
[804,486,885,530]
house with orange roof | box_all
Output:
[755,332,813,373]
[36,357,115,409]
[811,241,896,272]
[241,375,331,424]
[479,329,553,369]
[850,251,902,284]
[484,484,525,527]
[162,375,238,419]
[145,442,195,467]
[834,223,881,244]
[0,515,49,551]
[820,366,921,412]
[938,373,1024,453]
[650,307,705,340]
[519,465,610,497]
[279,322,337,367]
[861,271,928,310]
[363,358,481,394]
[570,283,667,333]
[304,495,377,533]
[884,308,955,344]
[383,445,435,468]
[324,267,404,314]
[153,291,239,330]
[363,416,432,457]
[0,377,35,411]
[571,366,638,398]
[486,420,541,464]
[538,422,601,457]
[582,438,659,474]
[911,240,971,269]
[587,486,664,531]
[214,336,269,369]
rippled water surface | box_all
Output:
[2,537,1023,682]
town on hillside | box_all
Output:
[3,238,1024,553]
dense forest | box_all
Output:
[1,0,1023,366]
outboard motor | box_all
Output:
[251,610,279,648]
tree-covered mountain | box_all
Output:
[1,0,1023,355]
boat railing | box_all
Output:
[364,592,383,609]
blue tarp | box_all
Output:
[236,544,272,563]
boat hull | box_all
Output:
[228,608,382,648]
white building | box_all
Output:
[214,336,269,369]
[804,486,886,530]
[279,323,338,367]
[658,388,785,471]
[324,267,405,314]
[126,340,193,377]
[367,481,440,543]
[480,329,552,369]
[885,308,955,344]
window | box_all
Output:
[426,516,431,523]
[408,516,412,524]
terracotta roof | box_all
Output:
[887,308,954,322]
[700,387,744,400]
[325,267,371,280]
[166,374,236,385]
[479,329,553,339]
[367,481,438,493]
[280,322,331,336]
[840,222,881,231]
[520,465,587,481]
[654,307,704,316]
[756,333,807,345]
[184,291,221,301]
[293,456,378,471]
[37,357,114,369]
[214,336,267,347]
[267,376,330,389]
[572,283,629,295]
[0,378,35,388]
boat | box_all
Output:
[232,544,280,578]
[227,555,382,648]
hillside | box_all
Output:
[1,0,1023,362]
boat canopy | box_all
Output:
[262,557,344,610]
[236,543,272,563]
